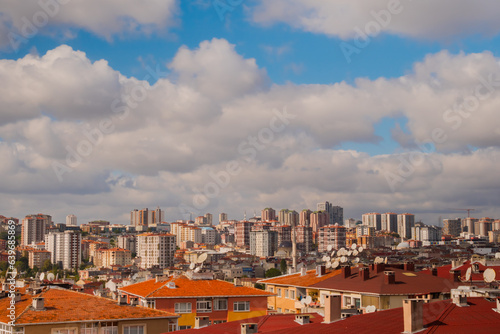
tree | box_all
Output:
[15,257,29,272]
[280,259,287,274]
[41,259,52,272]
[254,283,265,290]
[265,268,281,278]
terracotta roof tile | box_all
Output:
[258,269,342,287]
[120,276,274,298]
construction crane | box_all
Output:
[449,208,475,218]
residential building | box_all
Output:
[443,218,461,237]
[28,249,51,269]
[270,225,292,246]
[21,214,51,246]
[381,212,398,232]
[318,225,346,252]
[94,247,132,268]
[170,222,202,247]
[355,225,375,237]
[278,210,299,226]
[295,224,313,254]
[250,230,278,257]
[201,227,216,245]
[332,206,343,225]
[235,221,253,247]
[219,212,228,223]
[45,230,81,270]
[412,223,442,242]
[204,213,213,226]
[119,275,273,330]
[0,287,179,333]
[117,234,137,253]
[310,211,329,234]
[397,213,415,239]
[362,213,382,230]
[462,217,478,234]
[137,233,176,269]
[262,208,276,222]
[66,214,77,226]
[299,209,311,226]
[130,207,163,227]
[195,216,207,225]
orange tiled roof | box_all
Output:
[119,276,274,298]
[258,269,342,287]
[0,287,178,325]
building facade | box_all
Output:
[45,230,81,270]
[137,233,176,269]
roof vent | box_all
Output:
[167,282,176,289]
[295,314,310,325]
[453,294,468,307]
[241,323,258,334]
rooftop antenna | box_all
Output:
[47,273,55,281]
[244,211,247,220]
[464,267,472,285]
[40,273,45,281]
[189,262,196,270]
[197,253,208,263]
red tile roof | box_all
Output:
[172,298,500,334]
[119,276,274,298]
[258,269,342,287]
[421,261,500,283]
[0,287,178,325]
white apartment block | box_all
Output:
[201,227,216,245]
[45,230,81,270]
[170,223,202,247]
[137,233,176,269]
[66,214,77,226]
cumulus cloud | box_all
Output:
[251,0,500,41]
[1,40,500,224]
[0,0,178,50]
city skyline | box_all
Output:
[1,2,500,227]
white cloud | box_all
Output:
[251,0,500,41]
[1,41,500,224]
[0,0,178,49]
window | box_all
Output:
[178,326,191,330]
[146,300,156,308]
[175,302,192,313]
[81,323,98,334]
[344,296,351,306]
[354,298,361,308]
[197,299,212,313]
[52,329,77,334]
[268,287,274,293]
[284,289,289,298]
[277,288,282,297]
[214,298,228,310]
[213,320,226,325]
[277,308,282,313]
[233,301,250,312]
[101,322,118,334]
[290,290,295,300]
[123,325,145,334]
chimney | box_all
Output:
[295,314,310,325]
[450,270,460,283]
[14,291,21,302]
[32,296,45,311]
[431,267,438,276]
[300,267,307,276]
[359,267,369,281]
[195,316,210,329]
[375,263,386,273]
[404,262,415,272]
[241,323,258,334]
[453,294,468,307]
[496,298,500,313]
[234,278,242,287]
[316,265,326,277]
[323,295,341,323]
[403,299,424,333]
[384,271,396,285]
[342,266,351,279]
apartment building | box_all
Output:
[21,214,51,246]
[45,230,81,270]
[250,230,278,257]
[93,247,132,268]
[318,225,346,252]
[137,233,176,269]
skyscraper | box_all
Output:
[219,212,228,223]
[362,213,382,230]
[66,214,77,226]
[22,214,51,246]
[381,213,398,232]
[317,202,344,225]
[261,208,276,222]
[397,213,415,239]
[45,230,81,270]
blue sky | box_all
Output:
[1,1,500,224]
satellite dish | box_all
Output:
[197,253,208,263]
[194,266,201,273]
[304,296,312,304]
[331,250,336,257]
[47,273,55,281]
[339,247,346,254]
[465,267,472,281]
[326,262,332,269]
[35,272,40,280]
[347,250,352,257]
[325,256,331,262]
[340,256,347,263]
[352,258,359,265]
[322,256,327,262]
[496,253,500,259]
[358,247,364,253]
[56,273,59,281]
[384,257,388,264]
[353,250,358,256]
[327,245,333,252]
[40,273,46,281]
[189,262,196,270]
[332,261,339,269]
[365,305,376,313]
[484,268,496,283]
[351,243,357,250]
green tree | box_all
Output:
[41,259,52,272]
[280,259,287,274]
[265,268,281,278]
[15,257,29,272]
[254,283,265,290]
[0,231,8,240]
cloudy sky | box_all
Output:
[1,1,500,225]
